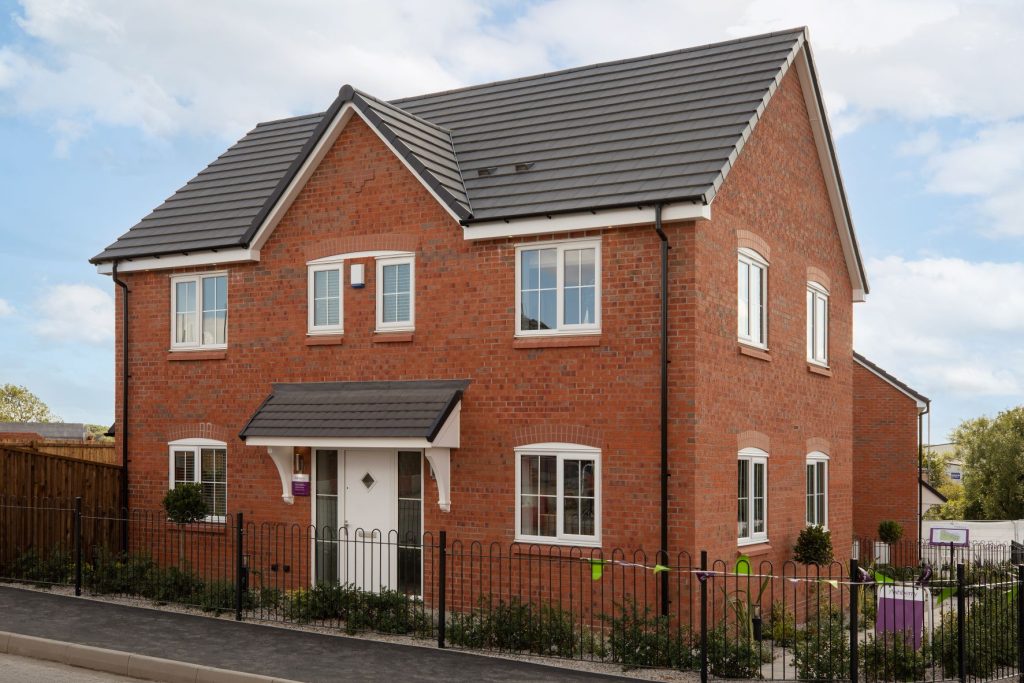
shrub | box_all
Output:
[794,525,834,565]
[162,483,208,524]
[85,548,157,595]
[706,626,762,679]
[448,597,599,658]
[604,600,696,669]
[877,521,903,544]
[936,589,1018,676]
[793,611,850,680]
[284,583,430,636]
[6,547,72,585]
[768,601,797,647]
[859,632,928,681]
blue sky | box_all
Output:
[0,1,1021,441]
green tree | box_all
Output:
[924,450,952,488]
[955,407,1024,519]
[0,384,61,423]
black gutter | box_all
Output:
[918,401,930,546]
[112,262,130,551]
[654,204,670,617]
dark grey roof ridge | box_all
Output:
[393,27,806,106]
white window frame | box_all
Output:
[737,248,768,348]
[738,447,768,545]
[806,452,829,528]
[170,272,228,351]
[167,438,227,523]
[307,260,344,335]
[807,282,829,366]
[514,443,601,547]
[375,255,415,332]
[515,239,601,337]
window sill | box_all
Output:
[513,537,602,549]
[513,336,601,349]
[737,541,771,556]
[807,363,832,377]
[305,335,344,346]
[738,344,771,361]
[373,332,414,343]
[167,350,227,361]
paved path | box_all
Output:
[0,652,145,682]
[0,587,631,682]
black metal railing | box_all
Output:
[1,497,1021,681]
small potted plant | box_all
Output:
[875,520,903,564]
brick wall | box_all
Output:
[113,67,857,572]
[852,363,921,545]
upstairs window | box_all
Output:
[738,447,768,544]
[806,452,829,527]
[308,262,344,334]
[516,240,601,335]
[376,256,415,332]
[737,248,767,348]
[515,444,601,545]
[171,273,227,349]
[169,439,227,522]
[807,282,829,365]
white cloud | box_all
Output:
[2,0,1023,151]
[855,256,1024,400]
[32,283,113,345]
[0,298,13,316]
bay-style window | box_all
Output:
[168,439,227,522]
[516,240,601,335]
[308,261,344,334]
[171,273,227,349]
[807,282,829,365]
[737,248,767,347]
[806,452,828,527]
[738,447,768,544]
[376,256,415,331]
[515,444,600,545]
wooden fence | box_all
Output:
[0,445,122,507]
[0,439,116,465]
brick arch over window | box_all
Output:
[807,266,831,291]
[165,423,233,445]
[737,430,770,452]
[806,437,831,455]
[736,230,771,262]
[304,234,420,262]
[513,424,605,450]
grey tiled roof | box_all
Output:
[854,352,930,405]
[0,422,88,440]
[93,29,813,263]
[239,380,469,441]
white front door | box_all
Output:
[341,449,397,591]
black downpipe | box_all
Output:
[918,401,929,548]
[112,262,130,551]
[654,204,670,617]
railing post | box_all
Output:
[1017,563,1023,683]
[700,549,708,683]
[437,530,447,649]
[849,558,859,683]
[235,511,244,622]
[74,497,82,596]
[956,562,966,683]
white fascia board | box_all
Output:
[244,436,432,449]
[463,202,711,241]
[853,356,928,411]
[250,102,461,255]
[95,248,259,275]
[793,46,868,303]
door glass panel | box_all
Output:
[397,451,422,594]
[315,450,339,584]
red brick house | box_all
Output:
[91,28,874,586]
[852,352,930,549]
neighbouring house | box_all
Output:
[926,443,962,483]
[0,422,89,442]
[852,352,930,546]
[90,28,877,589]
[920,479,948,516]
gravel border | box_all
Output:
[0,582,701,682]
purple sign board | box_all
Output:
[876,585,927,650]
[291,474,310,497]
[929,527,969,547]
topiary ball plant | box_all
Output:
[793,525,834,565]
[163,483,208,524]
[877,520,904,545]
